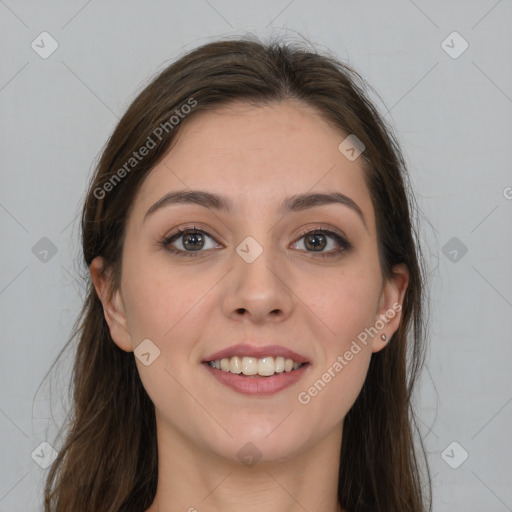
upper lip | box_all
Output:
[203,344,309,364]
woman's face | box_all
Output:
[92,100,407,464]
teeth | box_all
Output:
[229,356,242,374]
[208,356,305,377]
[257,357,275,377]
[241,357,258,375]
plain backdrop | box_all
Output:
[1,1,511,510]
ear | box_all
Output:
[371,263,409,353]
[89,256,134,352]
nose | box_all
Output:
[221,240,295,325]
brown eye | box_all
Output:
[303,232,327,251]
[161,228,220,257]
[180,231,206,251]
[291,229,351,257]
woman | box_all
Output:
[44,36,432,511]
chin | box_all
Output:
[222,424,306,463]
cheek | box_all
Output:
[298,264,382,346]
[295,272,376,428]
[298,347,371,417]
[299,262,381,421]
[119,256,215,419]
[120,253,211,352]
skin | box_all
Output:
[91,100,408,512]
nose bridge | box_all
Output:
[222,232,294,322]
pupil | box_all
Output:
[183,232,203,251]
[305,234,325,251]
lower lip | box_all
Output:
[203,363,310,396]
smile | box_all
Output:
[207,356,305,377]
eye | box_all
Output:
[290,228,351,258]
[160,226,220,257]
[159,224,352,258]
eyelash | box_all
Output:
[159,224,352,259]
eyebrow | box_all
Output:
[144,189,367,230]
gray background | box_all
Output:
[1,1,511,510]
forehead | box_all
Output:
[133,100,374,230]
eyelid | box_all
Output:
[161,223,222,244]
[294,223,349,243]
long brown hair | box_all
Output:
[43,35,432,511]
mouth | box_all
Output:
[202,344,311,396]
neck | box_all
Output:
[146,416,345,512]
